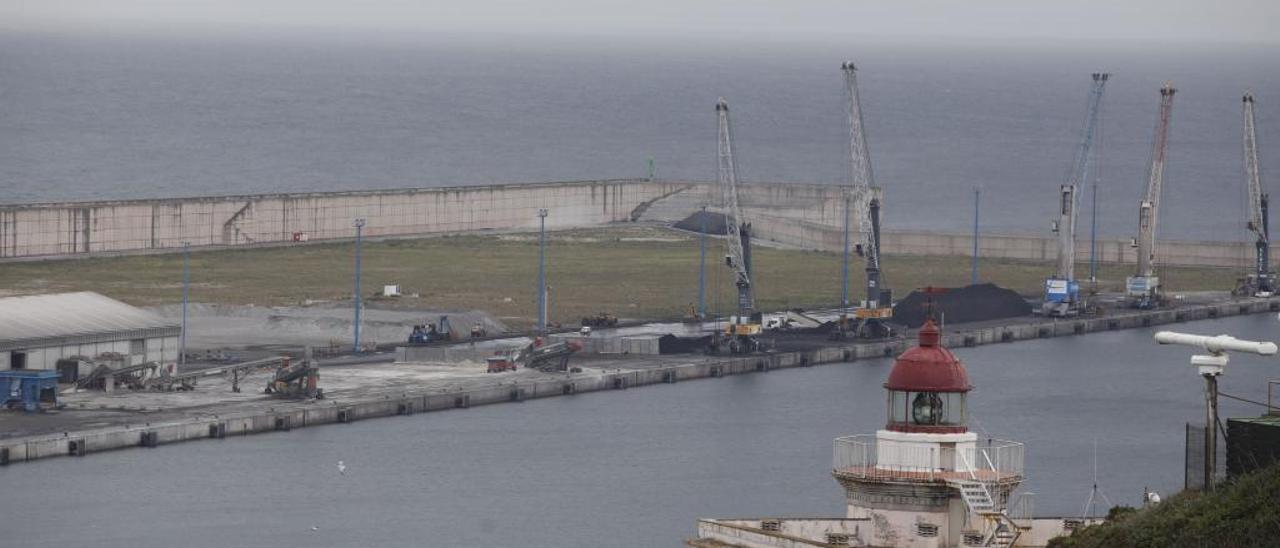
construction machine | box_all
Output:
[1043,73,1109,317]
[708,99,763,355]
[487,339,581,373]
[839,61,893,338]
[265,355,322,399]
[1234,92,1275,297]
[1126,83,1176,309]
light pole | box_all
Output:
[698,204,708,318]
[537,209,548,333]
[971,187,981,285]
[180,241,190,367]
[842,193,851,308]
[353,218,366,353]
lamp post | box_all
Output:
[698,204,708,318]
[971,187,981,285]
[180,241,190,367]
[353,218,366,353]
[842,193,852,308]
[537,209,548,333]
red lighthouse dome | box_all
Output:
[884,320,971,433]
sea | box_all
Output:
[2,30,1279,240]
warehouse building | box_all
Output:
[0,292,181,372]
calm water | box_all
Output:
[2,31,1279,240]
[2,313,1279,547]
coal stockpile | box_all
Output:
[673,210,728,235]
[892,283,1032,328]
[659,334,711,354]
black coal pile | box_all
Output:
[892,283,1031,328]
[659,334,712,354]
[673,210,728,235]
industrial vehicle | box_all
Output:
[839,61,893,338]
[1043,73,1109,316]
[1234,92,1274,297]
[1126,83,1176,309]
[708,98,763,355]
[581,312,619,328]
[265,356,322,399]
[486,339,581,373]
[407,316,454,344]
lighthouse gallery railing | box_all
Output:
[833,434,1024,483]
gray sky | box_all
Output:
[4,0,1277,44]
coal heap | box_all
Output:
[659,334,711,354]
[673,210,728,235]
[892,283,1032,328]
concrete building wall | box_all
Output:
[4,335,179,371]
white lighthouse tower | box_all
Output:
[832,319,1025,547]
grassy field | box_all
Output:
[0,226,1241,328]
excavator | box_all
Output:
[265,354,322,399]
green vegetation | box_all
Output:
[0,226,1240,328]
[1049,463,1280,548]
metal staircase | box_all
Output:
[949,479,1022,547]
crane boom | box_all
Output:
[716,99,755,317]
[1043,73,1108,316]
[1242,92,1273,295]
[1127,82,1176,307]
[842,61,886,309]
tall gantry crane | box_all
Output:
[841,61,892,338]
[714,98,762,354]
[1126,82,1176,309]
[1043,73,1109,317]
[1237,92,1274,297]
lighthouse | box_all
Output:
[832,319,1025,547]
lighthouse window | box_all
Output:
[911,392,943,425]
[906,392,966,426]
[888,390,908,423]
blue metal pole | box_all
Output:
[537,209,548,333]
[1089,183,1099,282]
[971,188,980,285]
[353,218,365,353]
[698,205,707,317]
[180,241,189,367]
[842,195,851,307]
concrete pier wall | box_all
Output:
[3,296,1275,467]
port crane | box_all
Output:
[1043,73,1109,317]
[712,98,762,354]
[1126,83,1176,309]
[839,61,892,338]
[1234,92,1274,297]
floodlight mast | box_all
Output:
[1153,330,1278,491]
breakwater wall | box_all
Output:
[2,296,1275,467]
[0,177,1265,268]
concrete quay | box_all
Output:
[1,296,1275,467]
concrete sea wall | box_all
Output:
[0,177,1267,269]
[3,296,1275,467]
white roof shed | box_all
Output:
[0,292,180,352]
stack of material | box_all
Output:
[892,283,1032,328]
[673,210,728,235]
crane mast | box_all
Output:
[1126,82,1176,308]
[716,99,756,320]
[1242,92,1273,295]
[1043,73,1108,316]
[842,61,887,311]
